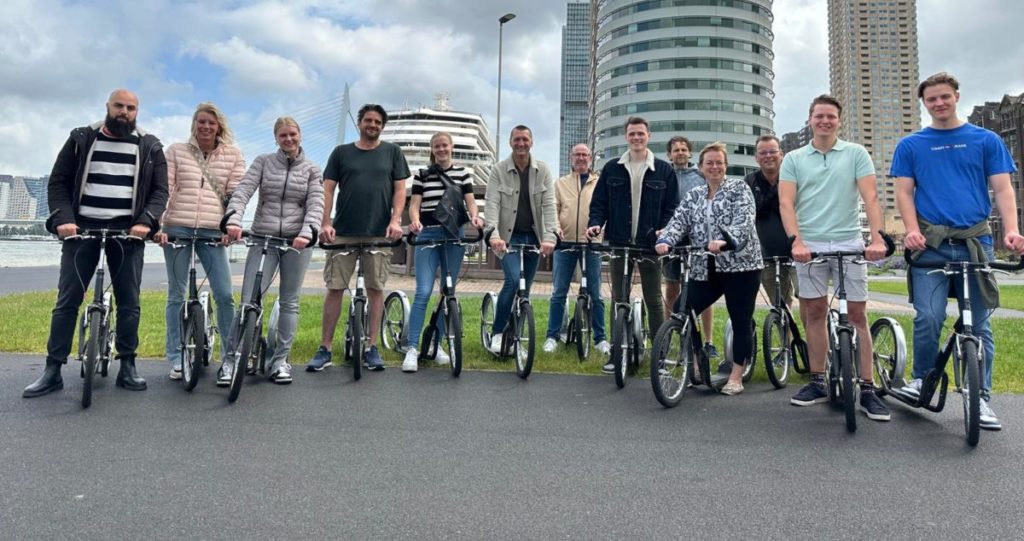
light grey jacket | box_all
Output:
[226,147,324,240]
[485,155,558,250]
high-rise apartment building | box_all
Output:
[0,176,38,220]
[780,122,811,154]
[593,0,775,175]
[969,93,1024,243]
[560,0,593,175]
[828,0,920,231]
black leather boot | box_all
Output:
[115,356,147,391]
[23,358,64,398]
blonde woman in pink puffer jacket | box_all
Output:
[155,102,245,381]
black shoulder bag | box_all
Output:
[428,165,470,237]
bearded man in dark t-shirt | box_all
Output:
[306,104,410,373]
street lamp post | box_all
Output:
[495,12,516,161]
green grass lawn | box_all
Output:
[869,281,1024,312]
[2,290,1023,392]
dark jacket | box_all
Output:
[588,154,678,248]
[744,170,790,258]
[46,122,168,236]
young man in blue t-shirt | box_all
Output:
[891,72,1024,430]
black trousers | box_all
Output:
[46,238,145,363]
[684,266,761,366]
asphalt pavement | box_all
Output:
[2,353,1023,540]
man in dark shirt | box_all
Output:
[744,134,795,306]
[307,104,410,372]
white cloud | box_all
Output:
[3,0,1024,178]
[182,37,317,95]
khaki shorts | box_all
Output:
[795,238,868,302]
[323,236,391,291]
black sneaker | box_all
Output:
[790,381,828,406]
[859,389,891,421]
[704,343,719,359]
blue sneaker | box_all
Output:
[364,346,385,372]
[306,346,332,372]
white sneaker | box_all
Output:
[270,362,292,384]
[169,364,183,380]
[402,348,419,373]
[900,378,922,399]
[433,347,450,365]
[543,338,558,353]
[979,398,1002,431]
[489,335,503,354]
[595,340,611,355]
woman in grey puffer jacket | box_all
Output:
[223,117,324,385]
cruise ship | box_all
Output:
[381,94,497,186]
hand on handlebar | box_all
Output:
[321,223,336,244]
[490,237,506,255]
[903,230,926,252]
[790,239,811,263]
[292,237,310,250]
[470,215,485,229]
[154,232,169,246]
[865,239,887,261]
[129,224,151,240]
[409,220,423,234]
[540,240,556,257]
[707,240,727,254]
[655,242,671,256]
[226,225,243,243]
[586,225,602,240]
[56,223,78,240]
[1004,232,1024,255]
[386,220,403,240]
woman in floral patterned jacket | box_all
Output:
[656,142,763,395]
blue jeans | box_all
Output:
[162,226,235,366]
[910,241,996,395]
[408,226,465,348]
[545,249,606,342]
[493,232,540,334]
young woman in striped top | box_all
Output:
[402,132,485,372]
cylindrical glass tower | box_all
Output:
[593,0,775,176]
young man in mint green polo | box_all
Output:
[778,94,891,422]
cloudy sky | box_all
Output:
[2,0,1022,177]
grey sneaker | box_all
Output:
[270,362,293,384]
[899,378,922,399]
[791,381,828,406]
[216,362,233,388]
[306,346,332,372]
[859,389,891,421]
[364,346,385,371]
[169,364,183,380]
[980,398,1002,431]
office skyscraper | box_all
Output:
[593,0,775,175]
[828,0,920,228]
[560,0,593,176]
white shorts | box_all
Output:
[795,238,868,302]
